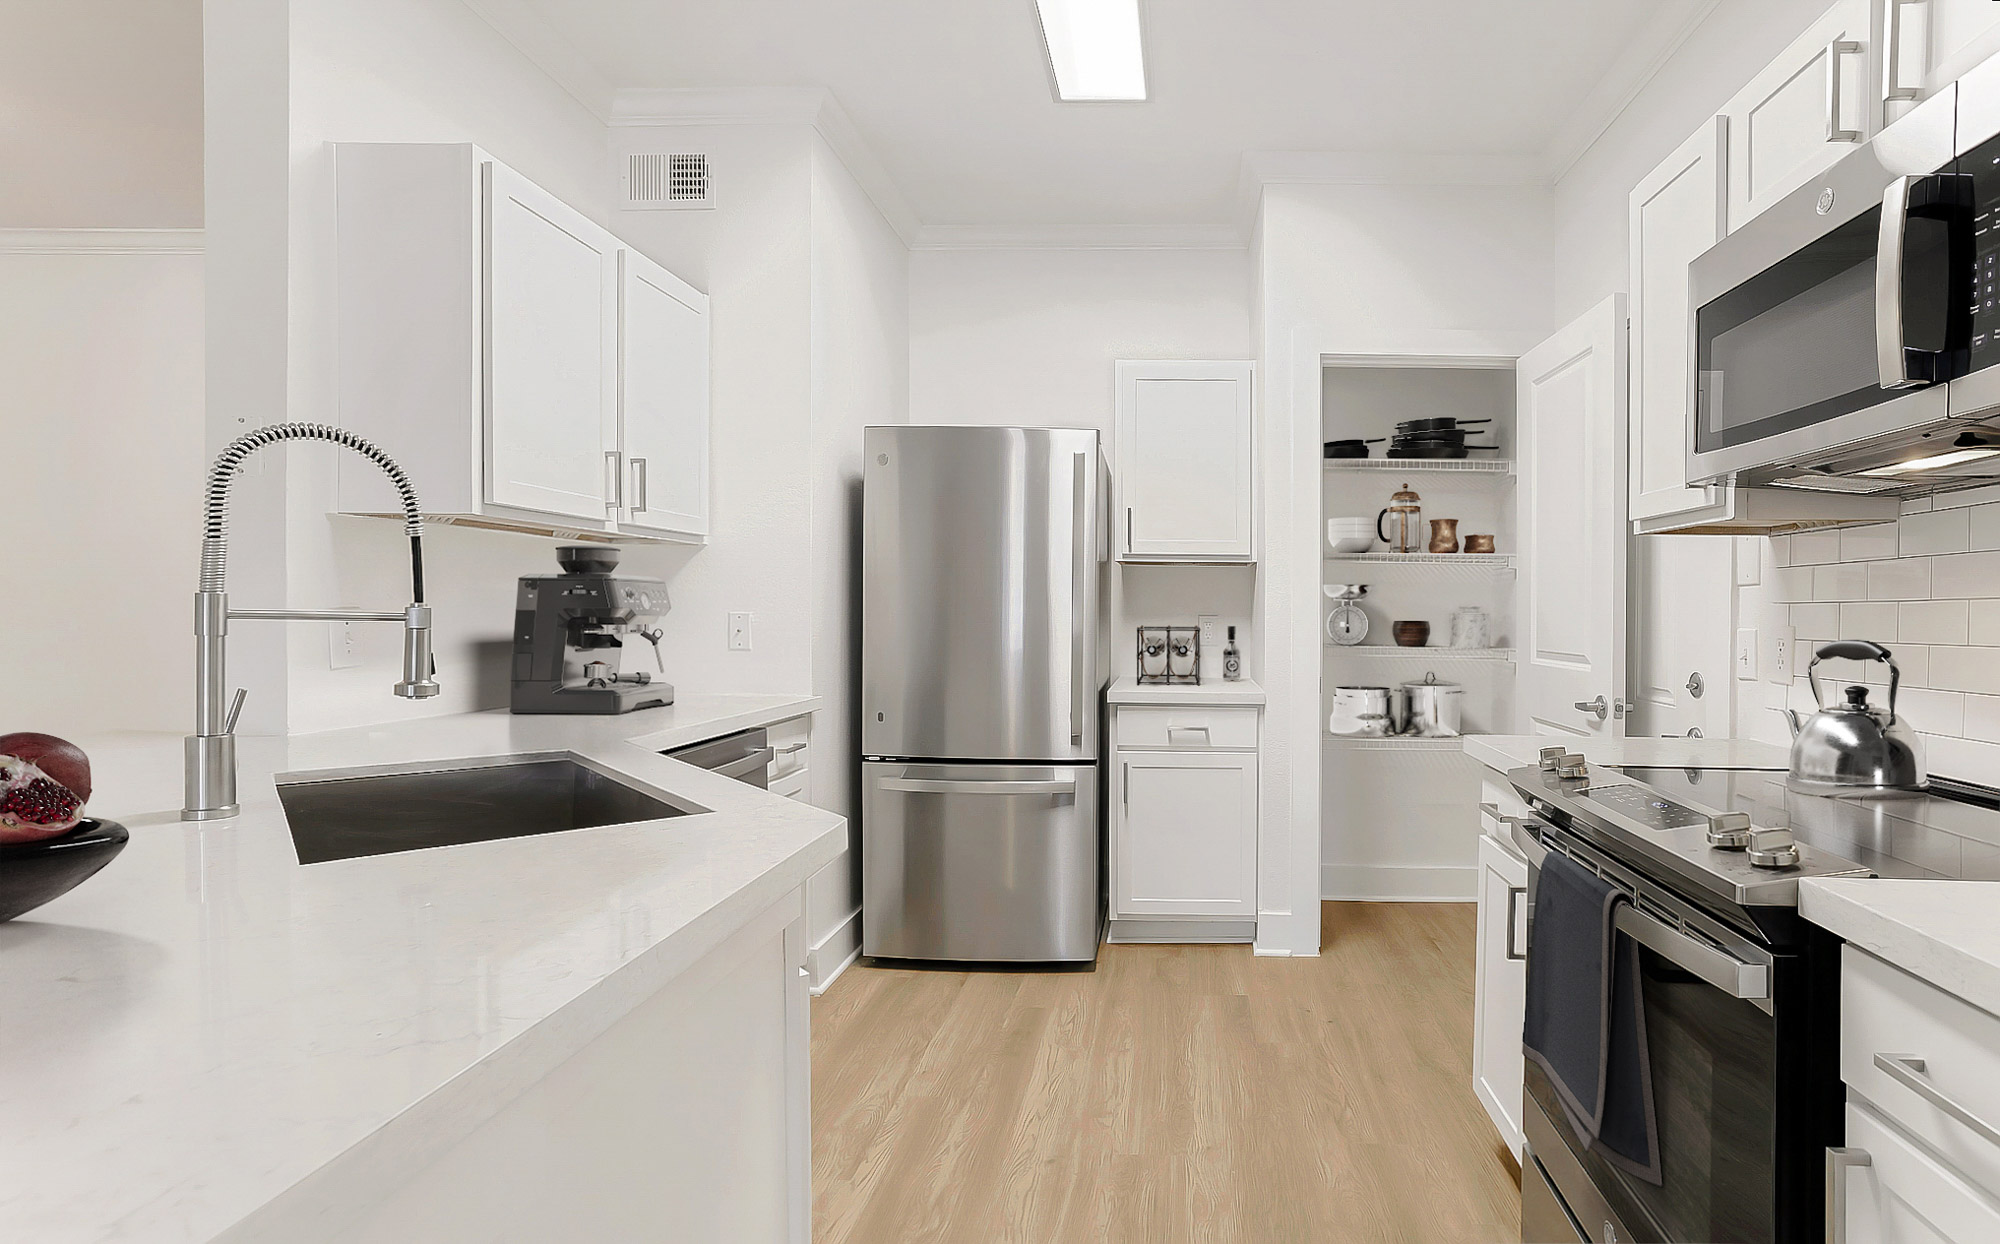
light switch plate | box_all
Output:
[1735,627,1759,680]
[729,612,753,651]
[1735,537,1762,586]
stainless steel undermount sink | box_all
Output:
[276,755,697,864]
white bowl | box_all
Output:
[1328,534,1375,554]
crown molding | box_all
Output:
[1542,0,1724,183]
[612,86,921,245]
[0,229,204,254]
[909,223,1245,251]
[459,0,617,123]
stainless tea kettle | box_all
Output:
[1776,641,1927,795]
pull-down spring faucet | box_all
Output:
[182,424,438,821]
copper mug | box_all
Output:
[1463,533,1495,554]
[1427,519,1459,553]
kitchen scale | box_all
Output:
[1324,583,1369,646]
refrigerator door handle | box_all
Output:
[879,777,1078,796]
[1070,451,1088,746]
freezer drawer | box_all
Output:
[862,761,1101,963]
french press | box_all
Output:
[1376,483,1423,554]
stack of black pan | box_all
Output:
[1387,417,1496,459]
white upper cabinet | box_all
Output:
[1629,119,1729,529]
[485,163,619,523]
[1884,0,2000,121]
[617,248,710,540]
[334,143,710,544]
[1114,360,1255,562]
[1721,0,1878,232]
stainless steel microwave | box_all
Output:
[1686,67,2000,492]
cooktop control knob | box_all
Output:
[1555,755,1588,780]
[1747,827,1802,869]
[1538,746,1567,772]
[1705,811,1753,849]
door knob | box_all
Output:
[1574,695,1608,721]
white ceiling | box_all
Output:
[513,0,1708,234]
[0,0,203,228]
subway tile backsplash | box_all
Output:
[1759,506,2000,787]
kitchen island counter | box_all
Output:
[0,694,831,1244]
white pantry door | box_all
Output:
[1518,296,1628,739]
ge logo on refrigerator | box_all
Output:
[1816,188,1836,215]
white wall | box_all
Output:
[0,245,204,736]
[907,245,1257,677]
[1256,181,1552,925]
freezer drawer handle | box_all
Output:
[879,777,1077,796]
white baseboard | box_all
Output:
[1321,864,1478,902]
[806,909,860,995]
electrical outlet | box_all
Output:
[328,621,361,670]
[728,612,753,651]
[1198,614,1219,650]
[1735,627,1759,680]
[1768,627,1796,685]
[1735,537,1762,586]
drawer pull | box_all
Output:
[1166,725,1212,743]
[1504,885,1526,961]
[1825,1147,1871,1244]
[1874,1053,2000,1147]
[775,742,809,754]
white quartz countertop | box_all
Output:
[0,693,836,1244]
[1462,733,1790,773]
[1107,676,1266,707]
[1802,877,2000,1018]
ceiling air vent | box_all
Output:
[624,153,711,210]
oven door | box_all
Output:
[1512,819,1789,1244]
[1687,87,1965,486]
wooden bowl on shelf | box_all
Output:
[1392,621,1430,648]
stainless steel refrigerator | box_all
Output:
[860,425,1105,963]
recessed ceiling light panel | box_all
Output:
[1035,0,1147,101]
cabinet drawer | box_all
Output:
[769,767,809,802]
[1843,947,2000,1193]
[768,715,811,781]
[1113,706,1258,751]
[1836,1102,2000,1243]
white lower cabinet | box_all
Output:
[767,714,811,801]
[1831,946,2000,1243]
[1473,827,1530,1160]
[1108,701,1259,937]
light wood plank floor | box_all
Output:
[811,901,1521,1243]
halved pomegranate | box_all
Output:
[0,733,91,844]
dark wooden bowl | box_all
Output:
[0,819,128,922]
[1393,621,1431,648]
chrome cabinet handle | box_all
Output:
[1827,39,1864,142]
[1874,1053,2000,1146]
[1883,0,1921,103]
[774,741,808,755]
[1504,885,1527,961]
[1123,762,1130,811]
[604,450,623,513]
[1826,1147,1872,1244]
[630,456,649,513]
[880,777,1076,796]
[1575,695,1609,720]
[1125,507,1133,552]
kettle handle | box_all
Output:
[1808,641,1899,725]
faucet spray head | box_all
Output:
[394,604,440,699]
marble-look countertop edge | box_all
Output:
[1106,677,1266,707]
[1800,877,2000,1020]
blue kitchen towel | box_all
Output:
[1521,848,1662,1185]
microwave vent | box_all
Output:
[624,153,710,210]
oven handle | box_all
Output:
[1505,816,1772,1002]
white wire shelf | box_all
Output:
[1323,735,1466,750]
[1324,645,1514,660]
[1325,552,1512,564]
[1324,458,1513,475]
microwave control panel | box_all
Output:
[1966,134,2000,367]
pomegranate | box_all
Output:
[0,733,91,844]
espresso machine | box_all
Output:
[510,546,673,714]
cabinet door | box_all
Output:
[1836,1103,2000,1243]
[618,248,710,539]
[1885,0,2000,119]
[1722,0,1876,232]
[1114,361,1254,562]
[1629,118,1729,526]
[484,162,618,521]
[1473,833,1529,1159]
[1112,750,1256,918]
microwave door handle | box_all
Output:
[1878,174,1919,389]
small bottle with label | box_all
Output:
[1222,625,1242,681]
